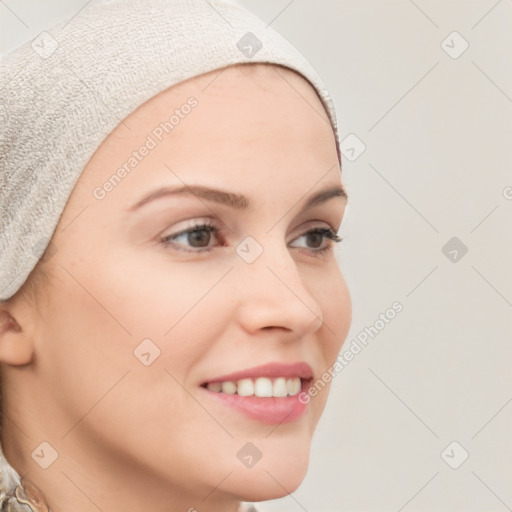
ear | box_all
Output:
[0,306,35,365]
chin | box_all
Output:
[226,443,311,502]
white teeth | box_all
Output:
[273,377,288,397]
[287,377,301,396]
[206,377,303,397]
[206,382,222,392]
[254,377,273,397]
[237,378,254,396]
[221,381,237,394]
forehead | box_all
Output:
[74,64,339,207]
[106,64,328,139]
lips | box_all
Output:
[199,362,313,424]
[200,361,314,384]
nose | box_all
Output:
[233,240,325,338]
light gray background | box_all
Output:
[1,1,511,511]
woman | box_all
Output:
[0,1,351,510]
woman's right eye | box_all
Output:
[160,221,224,253]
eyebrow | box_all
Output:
[126,183,348,215]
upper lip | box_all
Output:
[201,362,314,385]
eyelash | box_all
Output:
[160,219,343,257]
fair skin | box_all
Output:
[0,64,351,512]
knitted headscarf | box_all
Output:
[0,0,341,509]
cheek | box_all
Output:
[317,265,352,360]
[300,264,351,425]
[36,253,234,471]
[32,280,134,434]
[95,247,231,343]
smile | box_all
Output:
[199,362,313,424]
[202,377,302,397]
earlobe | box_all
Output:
[0,309,34,365]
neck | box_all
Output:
[1,425,242,512]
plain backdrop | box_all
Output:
[1,1,511,511]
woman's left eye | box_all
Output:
[160,221,342,255]
[289,227,343,254]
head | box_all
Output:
[0,63,350,508]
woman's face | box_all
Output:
[15,65,351,507]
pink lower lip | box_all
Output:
[199,379,310,425]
